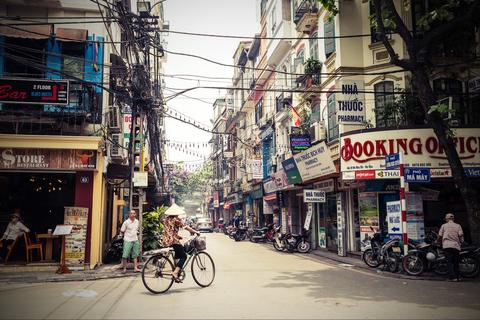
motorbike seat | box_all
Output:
[461,246,476,251]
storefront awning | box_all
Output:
[0,25,51,39]
[263,193,277,201]
[56,28,87,42]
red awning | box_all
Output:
[56,28,88,42]
[263,193,277,201]
[223,202,231,209]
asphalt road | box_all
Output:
[0,232,479,319]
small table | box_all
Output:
[37,233,59,262]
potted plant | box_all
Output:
[304,57,322,85]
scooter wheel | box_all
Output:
[297,240,311,253]
[362,249,381,268]
[402,252,425,276]
[273,241,285,252]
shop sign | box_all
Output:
[340,128,480,172]
[263,199,274,214]
[420,187,440,201]
[335,79,366,124]
[290,134,311,154]
[263,178,278,194]
[293,142,336,182]
[406,193,425,240]
[64,207,88,268]
[375,170,400,179]
[386,201,402,235]
[213,191,219,208]
[282,157,302,184]
[304,203,313,229]
[385,153,400,170]
[468,76,480,94]
[272,169,293,190]
[313,178,335,193]
[0,148,97,170]
[249,158,263,179]
[336,193,346,256]
[226,192,243,204]
[318,227,327,248]
[133,172,148,187]
[252,184,264,199]
[0,78,69,105]
[404,168,431,183]
[355,170,376,180]
[224,151,234,158]
[303,189,326,203]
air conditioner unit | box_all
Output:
[309,122,326,142]
[110,133,124,160]
[108,106,121,133]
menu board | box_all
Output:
[359,192,379,251]
[64,207,88,268]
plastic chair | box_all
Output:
[23,232,43,263]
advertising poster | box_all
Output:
[64,207,88,269]
[281,157,302,184]
[386,200,402,236]
[359,193,379,251]
[319,227,327,248]
[406,193,425,240]
[293,142,336,182]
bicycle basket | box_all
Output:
[194,236,206,251]
[183,240,195,254]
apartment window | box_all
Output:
[311,102,321,123]
[309,33,319,60]
[369,1,391,43]
[374,81,395,128]
[255,100,263,124]
[270,4,277,34]
[282,64,289,87]
[324,20,335,58]
[292,50,305,87]
[433,78,464,124]
[327,93,338,141]
[62,42,85,79]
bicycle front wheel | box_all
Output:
[142,255,174,294]
[191,251,215,287]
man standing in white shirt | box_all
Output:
[120,210,140,273]
[438,213,464,281]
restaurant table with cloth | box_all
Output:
[36,233,59,262]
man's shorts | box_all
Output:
[122,240,140,259]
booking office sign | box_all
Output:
[335,79,366,124]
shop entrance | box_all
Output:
[317,194,338,252]
[0,172,76,262]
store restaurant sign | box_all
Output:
[0,148,97,170]
[0,78,69,105]
[341,128,480,171]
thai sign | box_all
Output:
[335,79,366,124]
[0,148,97,170]
[64,207,88,269]
[293,141,336,182]
[0,78,69,105]
[341,128,480,171]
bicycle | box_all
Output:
[141,234,215,294]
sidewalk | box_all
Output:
[0,263,141,284]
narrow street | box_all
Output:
[0,233,479,319]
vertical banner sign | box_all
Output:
[335,79,366,124]
[386,200,402,237]
[319,227,327,248]
[281,208,287,234]
[251,158,264,179]
[304,203,313,230]
[336,193,346,256]
[63,207,88,269]
[213,191,219,208]
[359,192,379,251]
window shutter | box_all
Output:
[324,20,335,58]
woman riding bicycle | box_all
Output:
[161,209,200,282]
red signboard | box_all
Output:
[0,148,97,170]
[0,78,69,105]
[355,170,376,180]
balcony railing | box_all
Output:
[294,0,319,24]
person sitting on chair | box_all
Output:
[0,211,30,262]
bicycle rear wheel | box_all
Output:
[142,255,174,294]
[191,251,215,287]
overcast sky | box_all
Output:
[162,0,258,169]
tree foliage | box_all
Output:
[142,206,166,251]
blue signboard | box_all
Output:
[404,168,431,183]
[385,153,400,170]
[465,167,480,177]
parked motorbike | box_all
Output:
[361,227,401,272]
[233,226,248,241]
[273,226,288,252]
[103,234,123,264]
[285,229,311,253]
[249,223,275,243]
[402,232,480,277]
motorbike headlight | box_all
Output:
[426,252,436,261]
